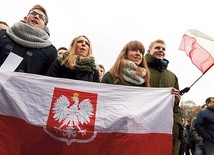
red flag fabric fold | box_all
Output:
[179,29,214,73]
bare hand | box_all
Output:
[172,88,181,104]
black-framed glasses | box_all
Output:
[28,10,47,22]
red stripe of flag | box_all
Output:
[179,34,214,74]
[0,115,172,155]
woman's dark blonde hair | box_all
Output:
[110,40,150,86]
[61,35,93,69]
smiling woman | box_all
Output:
[101,40,150,87]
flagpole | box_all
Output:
[180,74,203,95]
[180,63,213,95]
[190,74,204,88]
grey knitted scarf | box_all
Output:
[121,59,146,85]
[75,56,96,71]
[6,21,52,48]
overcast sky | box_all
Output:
[1,0,213,105]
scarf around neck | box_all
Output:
[60,54,97,72]
[120,59,146,85]
[6,21,52,48]
[75,56,96,72]
[145,54,169,72]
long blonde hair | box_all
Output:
[61,35,93,69]
[110,40,150,86]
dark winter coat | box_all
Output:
[145,53,183,125]
[46,58,99,82]
[145,53,179,88]
[0,30,57,75]
[195,107,214,143]
[181,127,190,144]
[190,117,205,149]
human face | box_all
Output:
[207,98,214,109]
[97,66,105,80]
[0,23,8,30]
[127,49,143,66]
[148,43,166,60]
[24,9,47,29]
[57,49,67,58]
[75,36,90,57]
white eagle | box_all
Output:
[52,92,94,137]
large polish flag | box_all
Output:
[0,71,174,155]
[179,29,214,73]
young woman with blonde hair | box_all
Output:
[47,35,99,82]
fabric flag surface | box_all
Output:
[0,71,174,155]
[179,29,214,73]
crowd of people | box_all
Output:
[0,4,213,155]
[178,97,214,155]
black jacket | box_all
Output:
[46,59,100,82]
[195,108,214,142]
[0,30,57,75]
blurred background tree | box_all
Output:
[180,100,202,125]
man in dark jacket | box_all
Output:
[145,39,182,155]
[195,97,214,155]
[0,4,57,75]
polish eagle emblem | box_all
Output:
[52,92,94,138]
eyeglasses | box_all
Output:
[28,10,47,22]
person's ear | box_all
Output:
[24,16,27,22]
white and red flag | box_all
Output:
[0,71,174,155]
[179,29,214,73]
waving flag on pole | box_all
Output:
[0,71,174,155]
[179,29,214,73]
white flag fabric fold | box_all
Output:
[179,29,214,73]
[0,71,174,155]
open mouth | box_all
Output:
[31,20,39,25]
